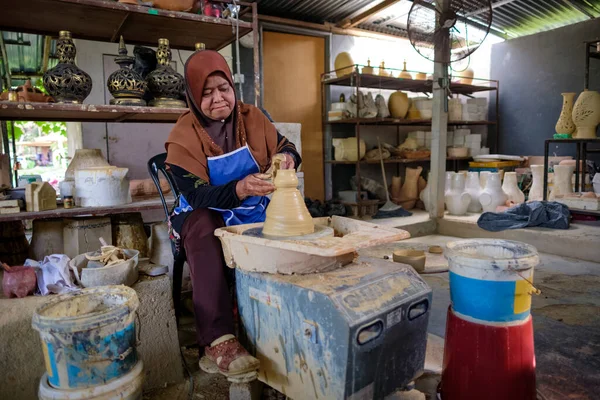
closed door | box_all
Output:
[263,31,325,201]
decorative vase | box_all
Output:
[152,0,194,11]
[459,68,474,85]
[416,176,427,209]
[332,138,366,161]
[572,90,600,138]
[43,31,92,103]
[334,52,355,77]
[415,72,427,80]
[107,36,147,106]
[479,173,508,212]
[378,61,389,77]
[555,92,576,135]
[388,91,409,118]
[549,165,575,200]
[375,94,390,118]
[419,173,433,211]
[146,38,186,108]
[263,169,314,237]
[502,172,525,204]
[64,149,109,181]
[361,58,374,75]
[528,165,545,202]
[399,60,412,80]
[445,173,470,215]
[465,171,482,212]
[406,100,421,120]
[397,166,423,210]
[391,176,402,202]
[445,171,454,197]
[479,171,490,190]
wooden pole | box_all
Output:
[429,0,449,219]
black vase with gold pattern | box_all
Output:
[43,31,92,103]
[146,38,186,108]
[107,36,147,106]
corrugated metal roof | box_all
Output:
[255,0,379,23]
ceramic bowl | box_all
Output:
[392,249,426,273]
[448,147,469,158]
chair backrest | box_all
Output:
[148,153,180,221]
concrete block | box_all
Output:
[134,275,185,390]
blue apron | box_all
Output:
[207,145,269,226]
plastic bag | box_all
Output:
[25,254,79,295]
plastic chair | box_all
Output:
[148,153,186,321]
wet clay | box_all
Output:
[262,169,314,237]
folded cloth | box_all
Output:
[477,201,570,232]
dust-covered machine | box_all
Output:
[215,216,432,400]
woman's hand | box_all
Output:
[236,173,275,200]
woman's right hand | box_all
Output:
[236,174,275,200]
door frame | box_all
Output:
[259,23,333,200]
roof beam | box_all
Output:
[338,0,403,28]
[465,0,519,17]
[559,0,596,19]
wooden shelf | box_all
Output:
[322,72,497,95]
[0,196,173,222]
[326,118,496,126]
[0,0,253,50]
[0,102,186,123]
[326,157,472,165]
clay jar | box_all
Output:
[391,176,402,202]
[479,172,508,212]
[572,90,600,138]
[396,166,423,210]
[528,165,545,202]
[388,91,409,118]
[465,171,482,213]
[152,0,195,11]
[334,52,355,77]
[549,165,575,200]
[263,170,314,237]
[419,172,433,211]
[445,173,470,215]
[332,138,366,162]
[555,92,576,135]
[502,172,525,204]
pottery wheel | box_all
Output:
[359,242,449,273]
[242,224,334,241]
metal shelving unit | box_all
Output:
[321,65,500,215]
[0,0,259,220]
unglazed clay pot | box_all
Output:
[416,176,427,209]
[465,171,482,213]
[332,138,366,161]
[549,165,575,200]
[388,91,409,118]
[479,172,508,212]
[263,169,314,237]
[397,166,423,210]
[528,165,545,201]
[334,52,355,77]
[419,172,433,211]
[445,173,470,215]
[152,0,194,11]
[415,72,427,80]
[458,68,474,85]
[361,59,374,75]
[393,249,426,273]
[555,92,576,135]
[479,171,490,190]
[399,60,412,80]
[502,172,525,204]
[572,90,600,138]
[406,100,421,120]
[391,176,402,201]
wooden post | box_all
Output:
[429,0,449,219]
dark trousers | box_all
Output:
[181,208,234,347]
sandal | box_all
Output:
[199,338,260,377]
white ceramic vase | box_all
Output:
[555,92,576,135]
[502,172,525,204]
[445,171,454,197]
[479,171,490,190]
[465,171,482,212]
[445,173,470,215]
[549,165,575,200]
[479,173,508,212]
[419,172,433,211]
[528,165,545,202]
[572,90,600,138]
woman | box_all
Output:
[165,50,301,378]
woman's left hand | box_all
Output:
[277,153,295,170]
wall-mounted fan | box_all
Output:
[407,0,492,65]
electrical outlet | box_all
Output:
[233,73,245,84]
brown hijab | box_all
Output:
[165,50,282,183]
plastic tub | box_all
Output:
[32,286,140,390]
[445,239,539,324]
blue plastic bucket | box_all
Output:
[445,239,539,324]
[32,286,139,390]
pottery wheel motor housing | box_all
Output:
[215,216,432,399]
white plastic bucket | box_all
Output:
[445,239,539,324]
[38,360,143,400]
[32,286,140,390]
